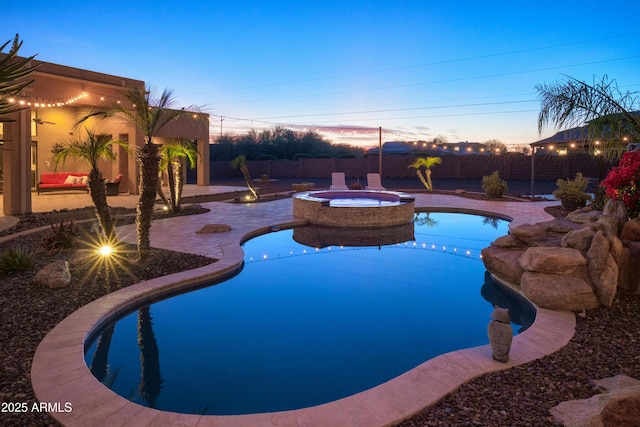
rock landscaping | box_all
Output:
[482,200,640,312]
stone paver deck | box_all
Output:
[30,193,575,427]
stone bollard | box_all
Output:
[487,306,513,362]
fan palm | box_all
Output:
[158,139,198,213]
[0,34,38,118]
[76,86,205,257]
[536,75,640,161]
[53,128,128,243]
[409,156,442,191]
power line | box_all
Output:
[212,55,640,107]
[182,31,640,97]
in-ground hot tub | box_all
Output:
[292,190,415,227]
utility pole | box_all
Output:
[220,116,225,138]
[378,126,382,176]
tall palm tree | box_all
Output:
[158,138,198,213]
[536,75,640,161]
[137,306,162,407]
[53,128,128,243]
[231,154,260,200]
[76,86,205,257]
[0,34,38,118]
[409,156,442,191]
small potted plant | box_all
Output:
[553,172,592,210]
[481,171,508,198]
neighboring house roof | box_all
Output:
[531,111,640,148]
[367,141,489,155]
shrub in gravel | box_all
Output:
[0,246,34,274]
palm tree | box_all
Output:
[53,128,128,243]
[76,86,204,257]
[231,155,260,200]
[536,75,640,161]
[137,306,162,407]
[409,156,442,191]
[0,34,38,118]
[158,139,198,213]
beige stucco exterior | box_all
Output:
[1,58,210,215]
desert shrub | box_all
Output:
[481,171,508,198]
[40,217,78,252]
[0,246,34,274]
[553,172,592,210]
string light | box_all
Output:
[246,239,484,263]
[4,91,88,108]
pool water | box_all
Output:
[328,197,401,207]
[84,213,534,415]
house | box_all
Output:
[0,58,210,215]
[530,111,640,156]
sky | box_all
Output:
[5,1,640,149]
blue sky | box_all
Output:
[5,1,640,148]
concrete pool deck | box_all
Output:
[29,191,576,426]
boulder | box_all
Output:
[509,222,568,246]
[539,217,582,233]
[550,375,640,427]
[491,234,526,248]
[520,271,599,311]
[196,224,232,234]
[561,226,596,252]
[623,242,640,293]
[621,218,640,241]
[596,214,620,237]
[481,246,526,285]
[519,247,587,274]
[603,200,629,232]
[587,231,618,307]
[567,208,602,224]
[617,247,632,291]
[608,234,624,264]
[33,260,71,289]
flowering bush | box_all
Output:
[601,151,640,218]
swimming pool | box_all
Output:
[84,213,535,415]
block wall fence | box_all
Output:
[210,154,614,182]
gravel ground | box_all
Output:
[0,183,637,426]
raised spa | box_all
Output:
[292,190,415,227]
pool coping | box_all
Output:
[30,197,575,427]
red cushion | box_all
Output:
[39,173,88,185]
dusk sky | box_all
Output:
[5,1,640,148]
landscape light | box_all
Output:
[98,245,113,257]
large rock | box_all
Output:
[481,246,526,285]
[491,234,526,248]
[621,218,640,241]
[622,242,640,293]
[587,231,618,307]
[508,222,565,247]
[603,199,629,232]
[596,214,620,236]
[567,208,602,224]
[539,218,582,233]
[561,226,596,252]
[521,271,599,311]
[33,260,71,289]
[196,224,232,234]
[550,375,640,427]
[519,247,587,274]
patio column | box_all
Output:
[2,109,32,215]
[197,137,209,185]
